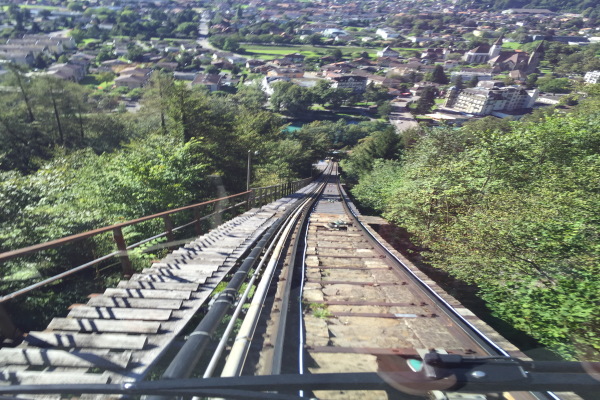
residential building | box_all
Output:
[376,28,400,39]
[114,74,148,89]
[328,75,367,94]
[267,67,304,79]
[502,9,555,15]
[115,68,152,89]
[322,28,348,38]
[282,53,305,63]
[246,59,266,69]
[450,69,493,82]
[261,76,291,95]
[192,73,224,92]
[0,51,34,66]
[377,46,399,58]
[445,85,538,116]
[584,71,600,84]
[463,36,502,64]
[45,63,86,82]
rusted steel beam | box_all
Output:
[308,301,428,307]
[305,346,478,356]
[315,255,383,259]
[330,312,434,318]
[316,246,375,250]
[305,279,402,286]
[305,346,419,356]
[306,266,390,270]
[113,227,133,277]
[163,215,176,250]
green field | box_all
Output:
[242,44,381,60]
[20,4,63,10]
[502,42,522,50]
[242,44,420,60]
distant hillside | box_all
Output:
[467,0,599,13]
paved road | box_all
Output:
[389,100,419,132]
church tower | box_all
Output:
[526,41,544,75]
[488,35,503,59]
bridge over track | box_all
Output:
[0,163,591,399]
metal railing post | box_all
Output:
[163,215,175,249]
[112,227,133,277]
[193,207,202,235]
[0,304,20,340]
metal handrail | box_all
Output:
[0,192,251,264]
[0,177,314,338]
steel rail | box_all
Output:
[264,166,336,376]
[148,169,332,399]
[207,164,334,379]
[221,195,315,377]
[335,177,558,400]
[202,217,291,379]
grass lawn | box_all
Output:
[434,99,445,104]
[83,39,101,45]
[502,42,522,50]
[20,4,63,10]
[81,75,115,90]
[242,44,380,60]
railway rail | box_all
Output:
[0,162,596,399]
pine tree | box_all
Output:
[430,65,449,84]
[415,87,436,114]
[453,75,465,90]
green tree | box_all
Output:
[452,75,465,90]
[415,86,435,114]
[467,75,479,88]
[270,81,313,115]
[538,77,571,94]
[429,65,449,84]
[308,34,323,45]
[364,82,390,104]
[329,48,343,61]
[126,44,145,62]
[348,105,600,360]
[234,81,267,110]
[526,73,538,89]
[329,88,352,109]
[310,79,333,106]
[377,101,392,118]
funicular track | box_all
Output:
[220,163,566,400]
[0,163,590,400]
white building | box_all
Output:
[584,71,600,84]
[445,85,538,116]
[377,46,399,58]
[376,28,400,39]
[322,29,348,38]
[328,75,367,94]
[463,36,502,64]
